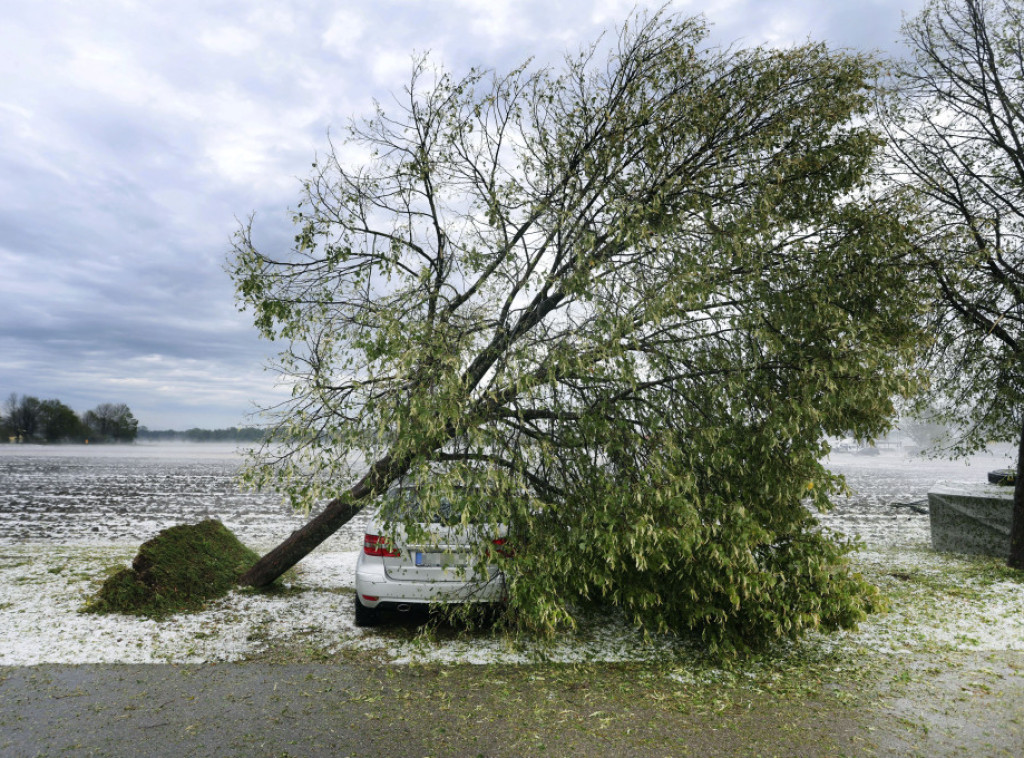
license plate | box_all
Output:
[414,551,424,566]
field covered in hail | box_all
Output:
[0,442,1021,665]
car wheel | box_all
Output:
[354,595,380,627]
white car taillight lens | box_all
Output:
[363,533,401,557]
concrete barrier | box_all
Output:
[928,483,1014,559]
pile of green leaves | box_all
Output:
[83,520,260,618]
[493,449,883,655]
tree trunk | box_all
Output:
[1009,414,1024,570]
[238,452,405,587]
[237,495,363,587]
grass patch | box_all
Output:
[82,519,262,619]
[868,548,1022,604]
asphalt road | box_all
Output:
[2,654,1023,758]
[1,663,420,758]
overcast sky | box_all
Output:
[1,0,927,430]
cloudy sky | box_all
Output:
[1,0,927,430]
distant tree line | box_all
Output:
[1,393,139,443]
[137,426,266,443]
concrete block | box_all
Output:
[928,483,1014,559]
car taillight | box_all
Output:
[491,538,514,558]
[363,533,400,557]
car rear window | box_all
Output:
[379,487,493,525]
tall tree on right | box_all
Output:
[886,0,1024,568]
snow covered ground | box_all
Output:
[1,443,1021,665]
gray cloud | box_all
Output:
[0,0,928,430]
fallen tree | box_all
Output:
[231,10,926,650]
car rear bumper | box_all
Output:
[355,557,505,608]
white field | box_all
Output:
[0,443,1021,665]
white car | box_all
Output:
[353,486,510,627]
